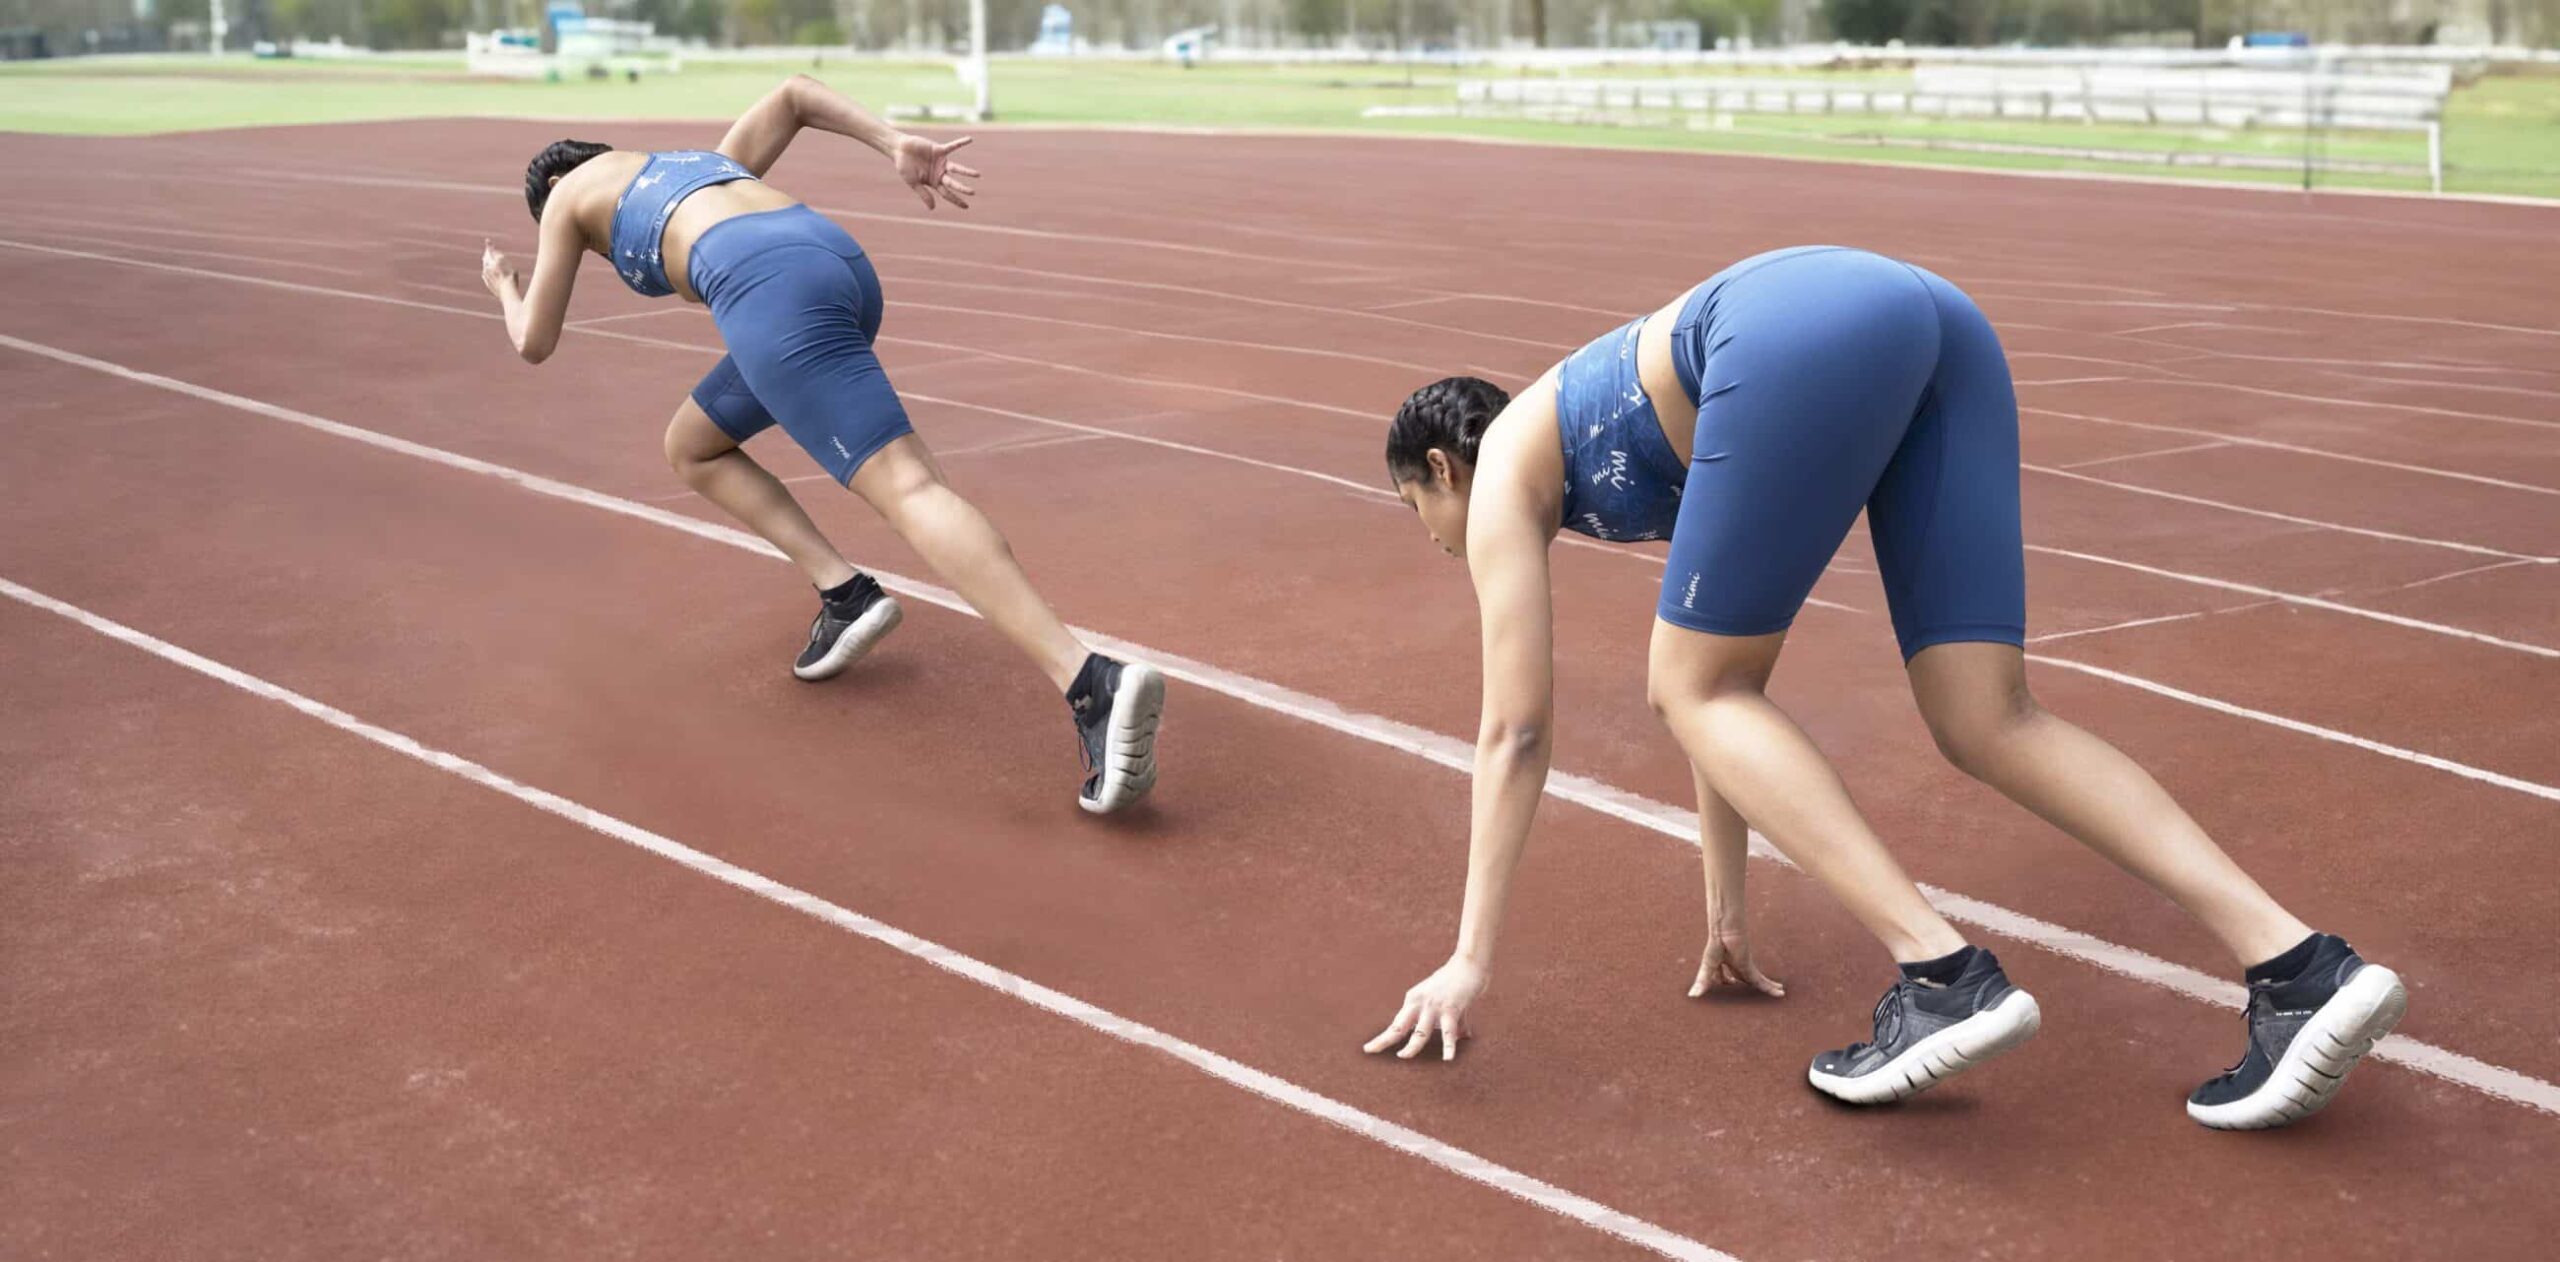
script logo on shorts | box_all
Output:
[832,436,854,463]
[1592,449,1632,492]
[1682,571,1703,609]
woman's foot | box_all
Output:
[793,573,902,681]
[1067,654,1164,814]
[1808,947,2041,1105]
[2187,933,2406,1131]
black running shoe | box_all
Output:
[792,574,902,681]
[1808,949,2041,1105]
[1066,653,1165,814]
[2188,934,2406,1130]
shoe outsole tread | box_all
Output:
[792,597,903,681]
[1079,663,1165,814]
[1807,989,2042,1106]
[2187,966,2406,1131]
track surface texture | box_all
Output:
[3,122,2555,1261]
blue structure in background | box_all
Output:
[1031,4,1074,54]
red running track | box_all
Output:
[2,121,2555,1260]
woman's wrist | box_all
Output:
[1704,894,1746,932]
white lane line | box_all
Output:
[568,308,696,329]
[2009,350,2172,372]
[893,300,1457,374]
[0,575,1730,1262]
[2026,609,2219,644]
[9,211,371,252]
[2028,408,2560,498]
[2153,348,2560,382]
[2027,545,2560,659]
[883,252,1576,354]
[2014,376,2127,388]
[9,332,2553,1121]
[2115,322,2224,336]
[1369,295,1463,312]
[2025,464,2554,564]
[2237,301,2560,340]
[892,274,1202,314]
[1408,289,1639,318]
[2393,558,2540,592]
[1974,294,2240,313]
[6,228,363,277]
[2029,654,2560,804]
[2352,374,2560,403]
[2144,378,2560,435]
[2058,440,2233,471]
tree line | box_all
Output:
[12,0,2556,54]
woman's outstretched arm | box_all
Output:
[716,74,979,209]
[482,191,586,363]
[1363,486,1557,1062]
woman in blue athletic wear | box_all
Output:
[1362,246,2405,1129]
[477,74,1163,814]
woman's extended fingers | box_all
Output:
[1436,1009,1464,1061]
[1397,1009,1438,1059]
[1364,997,1423,1054]
[1740,958,1786,998]
[1689,941,1723,998]
[947,162,982,180]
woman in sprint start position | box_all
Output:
[478,75,1164,813]
[1362,245,2406,1129]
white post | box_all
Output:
[969,0,989,120]
[2428,119,2443,195]
[209,0,228,53]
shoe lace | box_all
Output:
[2212,980,2279,1077]
[1842,980,1913,1058]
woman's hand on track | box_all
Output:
[893,134,979,211]
[1689,925,1785,1000]
[479,241,517,297]
[1365,956,1486,1062]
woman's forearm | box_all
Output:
[1451,726,1554,966]
[493,280,533,357]
[782,75,907,159]
[1699,786,1751,928]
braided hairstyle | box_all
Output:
[524,139,614,222]
[1386,376,1512,485]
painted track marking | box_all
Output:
[7,331,2553,1120]
[0,574,1731,1262]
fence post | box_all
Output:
[2429,119,2444,195]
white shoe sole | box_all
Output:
[2187,965,2407,1131]
[1078,662,1164,814]
[1807,988,2043,1105]
[791,596,903,681]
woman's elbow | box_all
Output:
[517,337,555,365]
[1485,719,1552,759]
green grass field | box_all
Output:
[5,52,2555,199]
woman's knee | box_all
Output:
[849,438,956,526]
[1921,676,2043,775]
[1646,626,1780,718]
[664,401,735,479]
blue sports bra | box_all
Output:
[1552,313,1688,543]
[607,150,759,297]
